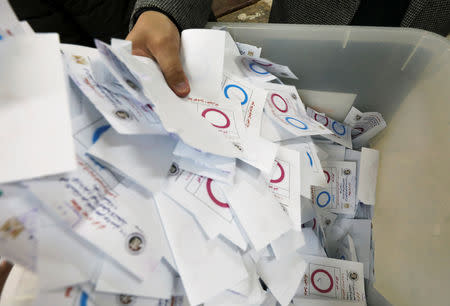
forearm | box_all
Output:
[130,0,213,31]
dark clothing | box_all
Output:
[9,0,135,46]
[266,0,450,36]
[351,0,411,26]
[9,0,450,46]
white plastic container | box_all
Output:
[211,23,450,306]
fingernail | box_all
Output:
[174,81,189,95]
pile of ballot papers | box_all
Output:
[0,2,389,306]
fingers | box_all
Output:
[152,39,190,97]
[126,11,190,97]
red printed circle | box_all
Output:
[311,269,334,293]
[270,161,285,184]
[323,170,331,184]
[314,113,329,126]
[352,127,364,138]
[201,108,231,129]
[206,178,229,208]
[252,59,273,67]
[271,93,288,113]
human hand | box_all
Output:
[126,11,190,97]
[0,261,13,296]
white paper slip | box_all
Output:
[38,214,105,290]
[298,89,357,123]
[316,143,346,161]
[28,167,161,280]
[0,34,76,184]
[154,193,248,306]
[88,129,177,193]
[226,178,293,251]
[172,140,236,184]
[71,112,125,193]
[270,229,306,260]
[93,291,168,306]
[357,148,379,205]
[222,74,267,137]
[236,42,262,58]
[0,185,38,270]
[173,140,236,174]
[257,252,307,306]
[95,40,242,159]
[0,0,19,29]
[95,260,173,300]
[281,138,328,198]
[296,256,366,304]
[163,169,247,250]
[238,56,299,81]
[307,107,353,149]
[172,156,235,185]
[335,234,358,262]
[293,298,365,305]
[62,44,165,135]
[325,219,372,279]
[184,91,249,152]
[187,91,277,176]
[260,113,298,142]
[263,84,331,140]
[240,134,280,176]
[297,228,327,257]
[223,33,246,77]
[33,287,96,306]
[228,253,266,304]
[267,147,302,229]
[312,161,357,215]
[344,107,387,148]
[180,29,226,100]
[96,196,175,299]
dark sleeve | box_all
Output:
[8,0,94,46]
[130,0,213,31]
[46,0,136,42]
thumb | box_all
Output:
[153,44,190,98]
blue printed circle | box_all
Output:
[332,121,346,136]
[249,63,270,75]
[316,191,331,208]
[80,291,89,306]
[285,117,308,130]
[92,125,111,144]
[306,152,313,167]
[224,84,249,106]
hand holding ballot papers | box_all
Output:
[0,5,386,305]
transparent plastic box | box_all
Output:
[211,23,450,306]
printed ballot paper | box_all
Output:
[0,23,387,306]
[155,193,248,306]
[0,34,76,184]
[163,169,247,250]
[296,256,366,304]
[88,129,177,193]
[267,147,302,229]
[344,107,386,148]
[262,84,331,141]
[94,38,243,159]
[62,44,165,135]
[311,161,358,215]
[238,56,298,82]
[307,107,353,149]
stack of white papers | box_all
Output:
[0,9,385,305]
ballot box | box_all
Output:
[209,23,450,306]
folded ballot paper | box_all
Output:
[0,6,387,305]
